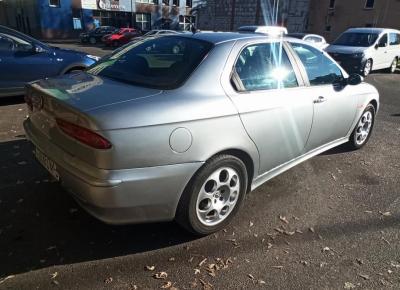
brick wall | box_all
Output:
[197,0,310,33]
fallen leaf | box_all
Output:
[194,268,200,275]
[267,243,273,249]
[322,247,331,252]
[258,279,266,285]
[309,227,315,233]
[247,274,255,280]
[279,215,289,224]
[390,261,400,268]
[344,282,356,289]
[198,258,207,267]
[284,231,295,236]
[104,277,113,284]
[359,274,369,280]
[161,281,172,289]
[50,272,58,279]
[249,221,254,227]
[168,257,175,262]
[52,280,59,285]
[364,210,373,214]
[380,211,391,217]
[154,272,168,279]
[145,265,156,271]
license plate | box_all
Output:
[35,148,60,181]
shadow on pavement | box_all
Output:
[0,139,195,277]
[0,96,25,106]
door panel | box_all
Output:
[232,89,313,173]
[375,33,390,69]
[304,85,357,151]
[289,42,358,151]
[227,42,313,174]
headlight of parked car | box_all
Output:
[352,53,365,58]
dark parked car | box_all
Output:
[80,26,117,44]
[0,25,99,97]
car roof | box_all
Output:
[345,27,400,34]
[0,25,47,47]
[177,32,271,44]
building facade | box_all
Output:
[196,0,310,33]
[0,0,198,39]
[308,0,400,42]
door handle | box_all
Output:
[313,96,326,104]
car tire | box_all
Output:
[89,37,97,45]
[387,57,398,73]
[176,154,248,236]
[347,104,375,150]
[363,59,372,77]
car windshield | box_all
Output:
[87,36,213,89]
[333,32,379,47]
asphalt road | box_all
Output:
[0,44,399,289]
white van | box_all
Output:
[326,28,400,76]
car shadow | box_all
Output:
[0,96,25,106]
[0,139,196,277]
[319,143,351,156]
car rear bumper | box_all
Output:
[23,118,203,224]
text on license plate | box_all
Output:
[35,148,60,181]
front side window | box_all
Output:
[378,34,388,47]
[87,36,213,89]
[233,42,298,91]
[333,32,378,47]
[291,42,343,86]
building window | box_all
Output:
[186,0,192,7]
[49,0,60,7]
[73,18,82,30]
[173,0,179,6]
[163,0,169,5]
[136,0,158,3]
[365,0,374,9]
[179,15,195,31]
[325,25,331,32]
[136,13,151,31]
[328,0,335,9]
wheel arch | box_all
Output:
[60,63,88,75]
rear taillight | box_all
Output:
[24,94,33,111]
[56,119,112,150]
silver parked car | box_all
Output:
[24,33,379,235]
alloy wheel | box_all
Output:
[364,60,372,76]
[390,58,397,73]
[196,167,240,226]
[355,110,373,145]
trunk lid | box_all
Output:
[32,72,162,113]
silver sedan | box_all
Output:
[23,33,379,235]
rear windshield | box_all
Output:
[87,36,213,89]
[333,32,379,47]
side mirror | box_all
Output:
[347,73,363,86]
[374,43,379,49]
[33,44,45,53]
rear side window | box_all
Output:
[389,33,400,46]
[291,42,343,86]
[87,36,213,89]
[233,42,298,91]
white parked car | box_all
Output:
[287,33,328,49]
[326,27,400,76]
